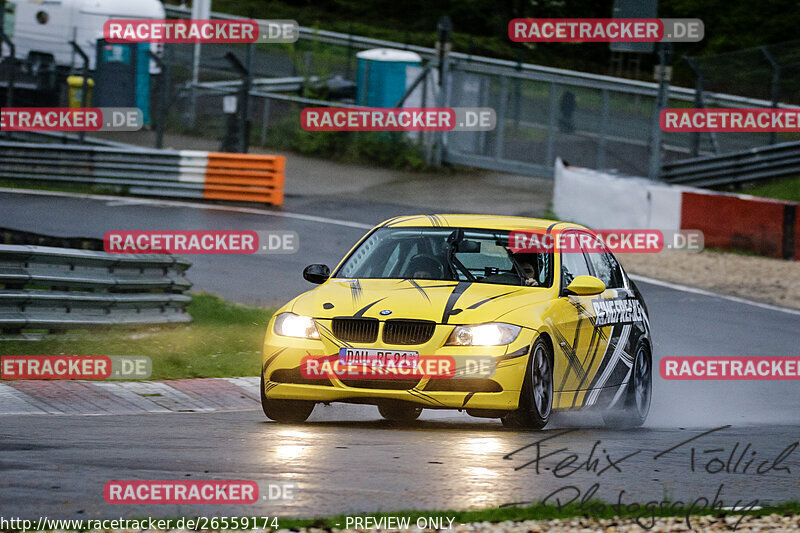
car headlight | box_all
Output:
[273,312,320,339]
[446,322,521,346]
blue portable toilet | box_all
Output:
[93,40,151,125]
[356,49,422,107]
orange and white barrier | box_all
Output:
[0,141,286,206]
[203,152,285,204]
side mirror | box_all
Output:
[564,275,606,296]
[303,264,330,284]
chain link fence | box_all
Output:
[3,4,800,179]
[682,40,800,155]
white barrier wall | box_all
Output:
[553,158,682,230]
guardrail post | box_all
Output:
[422,71,435,163]
[597,88,609,169]
[345,25,354,80]
[243,39,254,153]
[1,31,15,107]
[648,43,671,180]
[147,50,170,149]
[260,97,271,145]
[684,56,704,158]
[69,41,90,144]
[545,82,557,166]
[433,15,452,167]
[495,75,508,162]
[419,70,428,149]
[186,0,210,129]
[223,51,251,153]
[761,46,781,146]
[512,51,523,133]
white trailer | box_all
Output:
[3,0,165,70]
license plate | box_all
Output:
[338,348,419,368]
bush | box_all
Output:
[256,110,431,171]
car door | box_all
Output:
[548,230,605,409]
[579,240,644,408]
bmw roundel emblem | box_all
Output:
[379,309,392,316]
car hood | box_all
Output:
[290,278,553,325]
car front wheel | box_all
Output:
[261,373,315,423]
[502,337,553,429]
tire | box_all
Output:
[501,338,553,429]
[603,340,652,428]
[260,373,315,423]
[378,403,423,421]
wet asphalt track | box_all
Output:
[0,191,799,520]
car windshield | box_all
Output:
[335,227,553,287]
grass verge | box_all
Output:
[54,500,800,532]
[0,293,273,380]
[0,178,124,196]
[268,501,800,530]
[740,176,800,203]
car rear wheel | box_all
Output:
[378,403,423,421]
[502,338,553,429]
[261,373,315,423]
[602,341,652,428]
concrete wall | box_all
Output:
[553,158,799,260]
[553,158,682,230]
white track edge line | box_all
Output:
[0,187,373,230]
[629,274,800,316]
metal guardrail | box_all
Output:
[661,140,800,187]
[0,140,205,190]
[0,243,192,334]
[0,130,147,148]
[195,76,318,92]
[0,140,286,205]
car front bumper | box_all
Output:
[262,326,537,411]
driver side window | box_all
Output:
[560,250,591,288]
[583,234,624,289]
[587,251,624,289]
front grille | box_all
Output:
[332,317,379,343]
[383,319,436,345]
[343,379,420,390]
[424,379,503,392]
[270,368,332,387]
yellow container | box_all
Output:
[67,76,94,107]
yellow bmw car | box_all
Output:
[261,214,652,428]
